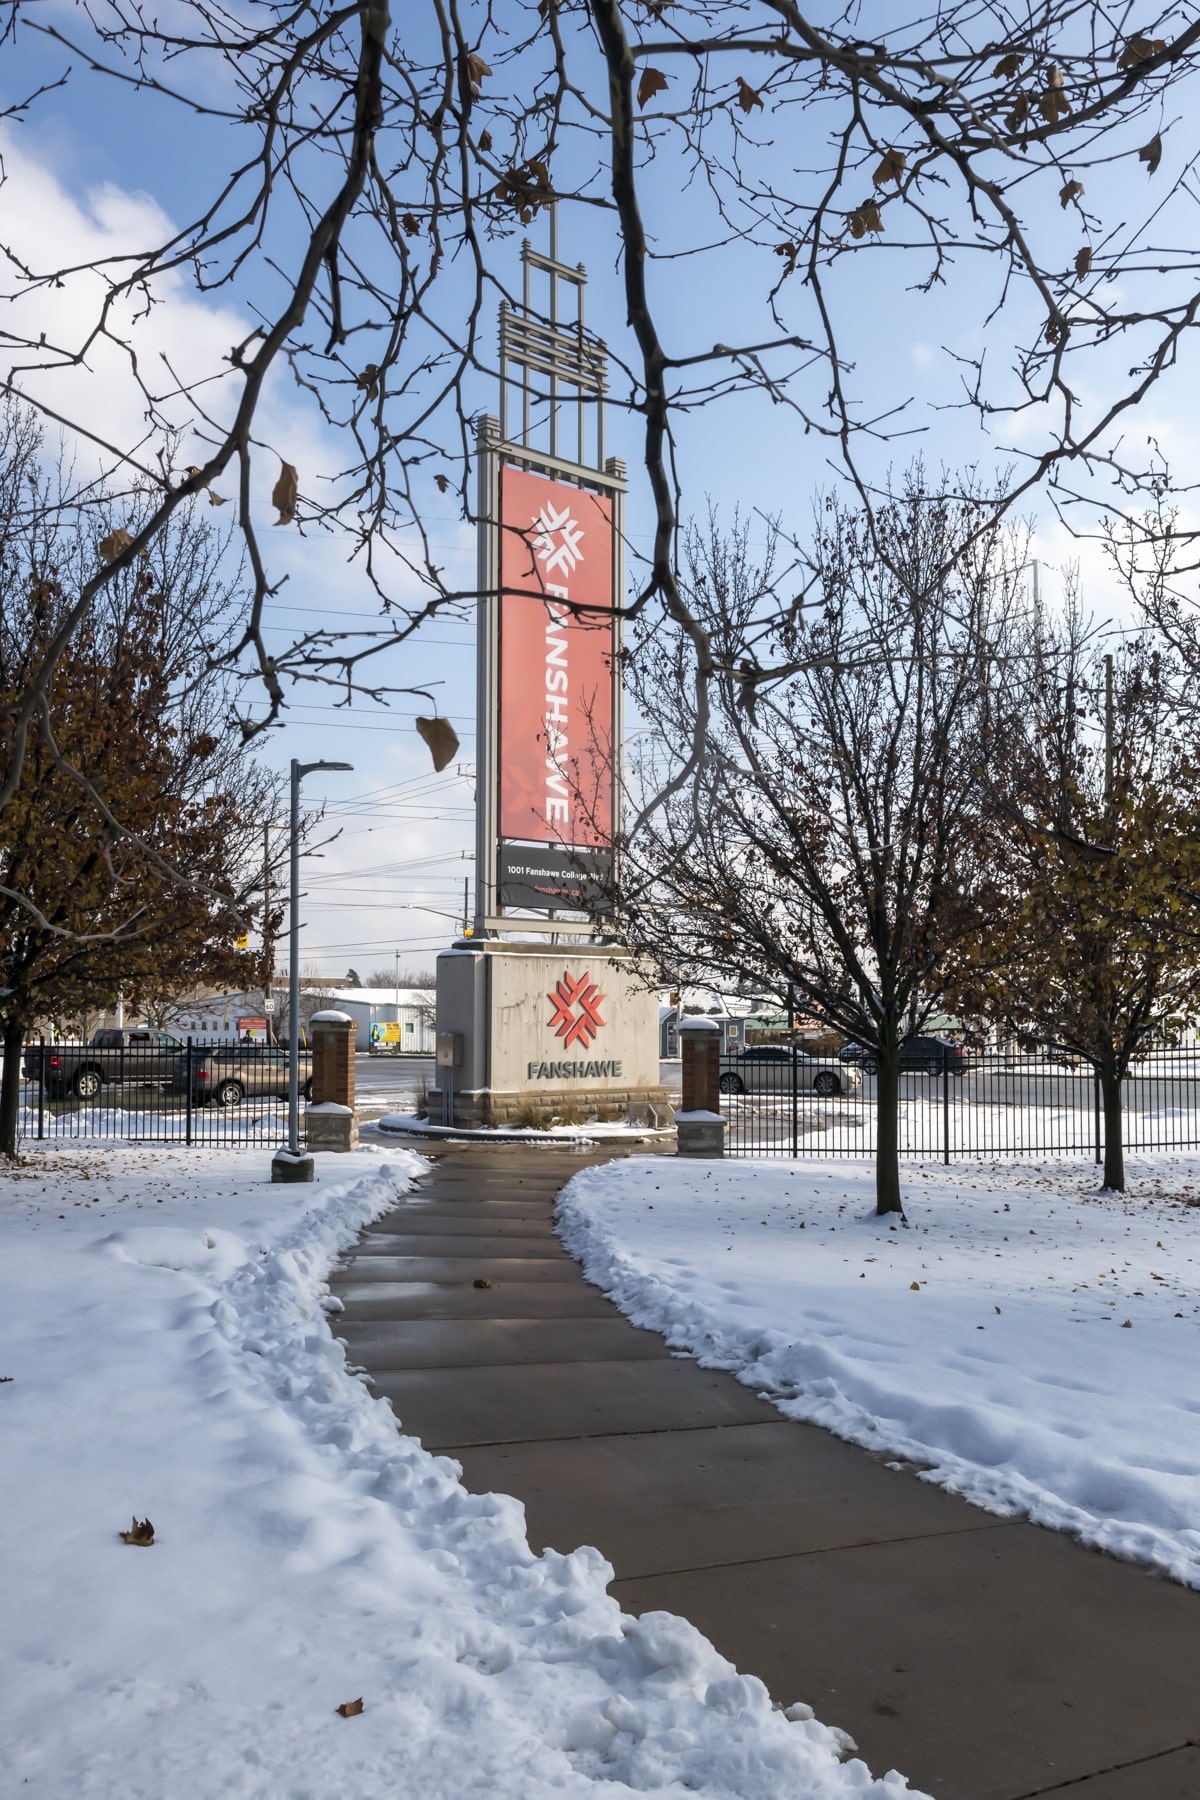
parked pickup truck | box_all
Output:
[24,1029,185,1100]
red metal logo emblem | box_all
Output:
[547,970,606,1050]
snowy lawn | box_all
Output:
[0,1142,916,1798]
[557,1154,1200,1586]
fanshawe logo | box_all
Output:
[547,969,606,1051]
[531,502,585,579]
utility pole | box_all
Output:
[262,821,274,1045]
[271,759,353,1183]
[1104,652,1115,814]
[462,876,469,937]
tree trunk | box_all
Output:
[0,1015,26,1160]
[1100,1059,1125,1193]
[875,1040,904,1216]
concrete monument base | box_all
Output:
[434,939,666,1130]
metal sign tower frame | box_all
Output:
[474,207,625,939]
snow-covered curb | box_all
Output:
[556,1155,1200,1590]
[1,1145,918,1797]
[375,1111,671,1143]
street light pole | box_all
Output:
[272,757,354,1183]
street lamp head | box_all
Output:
[294,759,355,779]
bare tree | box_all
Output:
[614,481,1025,1215]
[3,0,1200,840]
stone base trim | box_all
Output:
[430,1084,671,1131]
[305,1107,360,1152]
[676,1116,726,1157]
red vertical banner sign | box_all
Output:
[498,466,614,847]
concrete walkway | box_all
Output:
[332,1143,1200,1800]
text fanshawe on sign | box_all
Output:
[498,467,614,869]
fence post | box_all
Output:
[677,1018,725,1157]
[185,1038,193,1147]
[37,1038,45,1141]
[1094,1066,1102,1164]
[943,1046,951,1165]
[788,988,798,1157]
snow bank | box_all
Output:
[0,1144,917,1797]
[557,1155,1200,1587]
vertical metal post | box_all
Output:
[788,988,798,1157]
[475,414,501,932]
[548,201,558,458]
[37,1038,44,1141]
[262,820,274,1045]
[943,1046,951,1165]
[607,454,626,905]
[288,758,301,1157]
[186,1037,193,1147]
[1094,1066,1102,1164]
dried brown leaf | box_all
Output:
[401,212,421,237]
[98,528,133,564]
[872,147,907,186]
[356,364,380,401]
[272,462,298,526]
[336,1698,364,1718]
[993,51,1023,78]
[1139,131,1163,173]
[909,1281,920,1291]
[847,198,883,239]
[637,67,669,109]
[473,1277,493,1289]
[478,129,493,153]
[119,1515,155,1546]
[185,465,228,507]
[1118,34,1166,69]
[1005,93,1030,132]
[466,53,491,94]
[415,716,460,772]
[735,76,763,113]
[1038,73,1071,124]
[1075,245,1093,278]
[1059,179,1085,208]
[434,473,450,493]
[493,161,553,223]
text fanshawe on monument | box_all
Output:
[497,466,614,853]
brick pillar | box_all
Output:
[306,1011,357,1151]
[677,1017,725,1157]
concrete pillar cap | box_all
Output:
[310,1010,355,1025]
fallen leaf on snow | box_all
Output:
[336,1698,364,1717]
[119,1516,155,1546]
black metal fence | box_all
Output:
[719,1047,1200,1160]
[18,1040,311,1146]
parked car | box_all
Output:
[718,1045,861,1097]
[841,1035,968,1077]
[24,1028,185,1099]
[172,1043,313,1107]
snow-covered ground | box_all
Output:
[0,1143,916,1798]
[558,1154,1200,1587]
